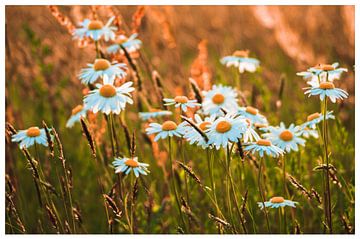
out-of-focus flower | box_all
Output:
[146,120,186,141]
[182,114,216,149]
[84,75,134,115]
[163,96,201,112]
[12,126,49,148]
[244,139,284,158]
[73,17,117,41]
[304,82,348,103]
[202,85,238,115]
[301,111,335,129]
[243,119,261,143]
[66,104,88,128]
[238,106,268,125]
[78,58,127,85]
[298,127,319,139]
[220,50,260,73]
[107,33,142,54]
[138,110,172,121]
[258,196,298,209]
[112,157,149,177]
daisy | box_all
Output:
[298,127,319,139]
[262,122,305,153]
[163,96,201,112]
[138,110,172,121]
[238,106,268,125]
[220,50,260,73]
[202,85,239,115]
[78,58,127,85]
[301,111,335,129]
[206,113,248,149]
[112,157,149,177]
[73,17,116,41]
[304,82,348,103]
[66,104,88,128]
[107,33,142,54]
[182,114,216,148]
[146,120,186,141]
[243,119,261,143]
[84,75,134,115]
[258,196,298,209]
[12,126,49,149]
[244,139,284,158]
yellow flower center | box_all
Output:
[318,64,335,71]
[115,36,128,44]
[270,196,285,203]
[199,121,211,131]
[87,20,104,30]
[245,106,258,115]
[232,50,249,57]
[71,105,83,115]
[125,159,139,167]
[26,127,41,137]
[212,93,225,104]
[174,96,189,104]
[93,59,111,71]
[307,112,321,122]
[216,121,232,133]
[99,84,117,98]
[319,82,335,89]
[279,130,293,141]
[161,121,177,131]
[256,139,271,146]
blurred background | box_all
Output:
[5,6,355,233]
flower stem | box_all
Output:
[258,157,271,233]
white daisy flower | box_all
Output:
[12,126,49,149]
[238,106,268,125]
[112,157,149,177]
[221,50,260,73]
[107,33,142,54]
[301,111,335,129]
[243,119,261,143]
[202,85,239,116]
[206,113,248,149]
[146,120,186,141]
[138,110,172,121]
[73,17,117,41]
[304,82,348,103]
[84,75,134,115]
[163,96,201,112]
[262,122,305,153]
[182,114,216,149]
[258,196,298,209]
[298,127,319,139]
[244,139,284,158]
[78,58,127,85]
[66,104,88,128]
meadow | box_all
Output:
[5,6,355,234]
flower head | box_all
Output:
[304,82,348,103]
[244,139,284,158]
[301,111,335,129]
[182,114,216,149]
[163,96,201,112]
[258,196,298,209]
[12,126,49,148]
[206,113,247,149]
[66,104,88,128]
[202,85,239,115]
[238,106,268,125]
[146,120,186,141]
[262,122,305,153]
[73,17,117,41]
[243,119,261,143]
[78,58,127,85]
[107,33,142,54]
[112,157,149,177]
[221,50,260,73]
[84,76,134,115]
[138,110,172,121]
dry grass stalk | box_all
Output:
[120,45,143,91]
[103,194,122,218]
[151,71,166,108]
[310,187,322,204]
[45,205,59,232]
[6,176,26,233]
[180,116,208,142]
[80,118,97,158]
[131,6,146,33]
[287,174,312,199]
[180,196,200,226]
[340,214,353,233]
[240,189,249,215]
[42,121,54,158]
[48,6,75,35]
[189,78,203,104]
[72,207,83,224]
[208,213,231,228]
[190,40,211,90]
[132,178,139,204]
[176,161,202,187]
[294,220,302,234]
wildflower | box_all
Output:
[163,96,201,112]
[78,58,127,85]
[301,111,335,129]
[297,63,347,86]
[243,119,261,143]
[262,122,305,153]
[298,127,319,139]
[182,114,216,148]
[304,81,348,103]
[258,196,298,209]
[244,139,284,158]
[84,75,134,115]
[138,110,172,121]
[146,120,186,141]
[112,157,149,177]
[220,50,260,73]
[73,17,116,41]
[107,33,142,54]
[66,104,88,128]
[202,85,239,115]
[238,106,268,125]
[12,126,49,148]
[206,113,248,149]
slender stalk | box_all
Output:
[282,155,287,233]
[95,41,100,58]
[225,146,236,232]
[258,157,271,233]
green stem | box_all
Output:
[282,155,287,233]
[258,157,271,233]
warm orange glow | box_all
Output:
[26,127,41,137]
[161,121,177,131]
[99,84,116,98]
